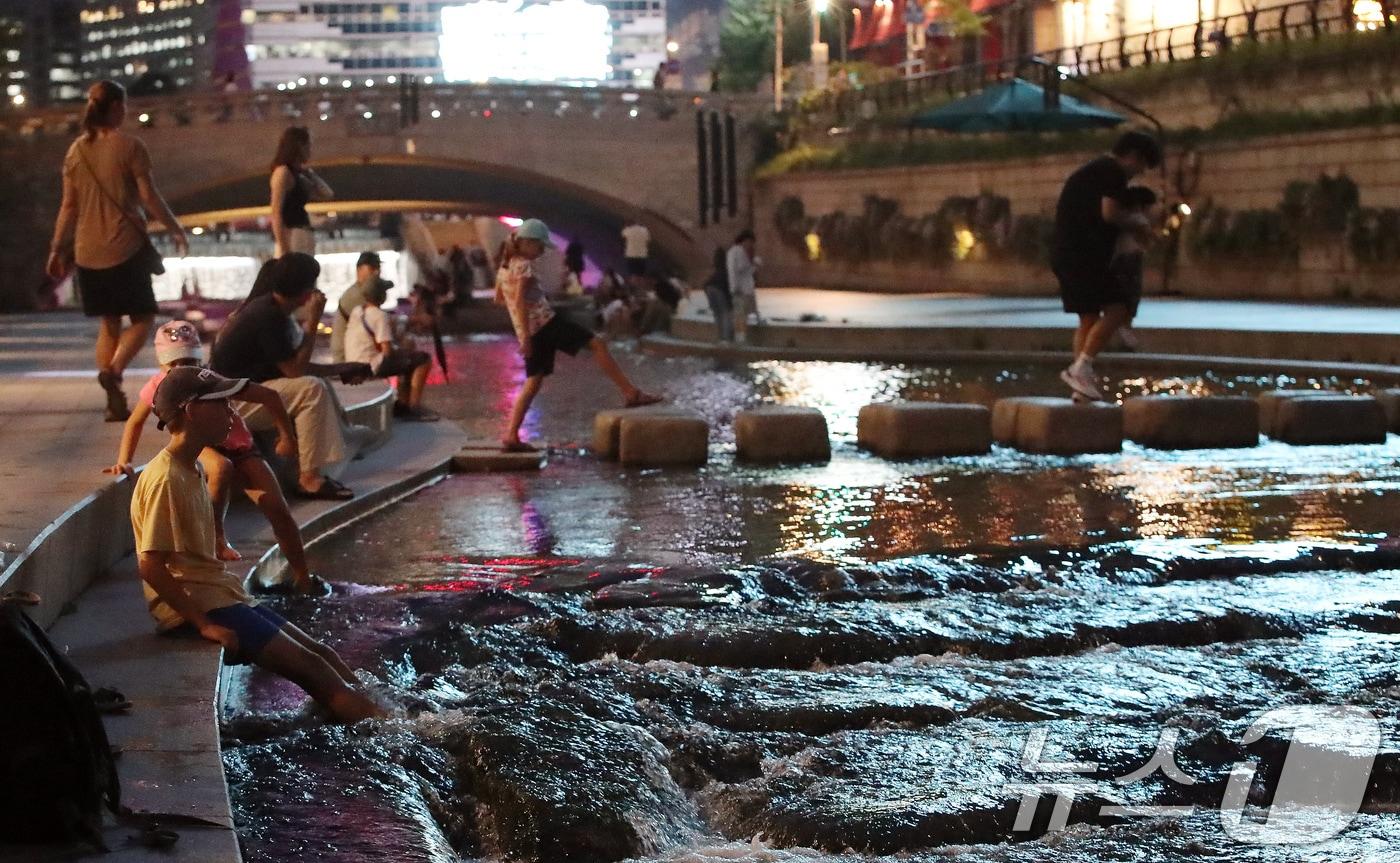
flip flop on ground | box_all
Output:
[293,476,353,501]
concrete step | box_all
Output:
[734,405,831,464]
[452,441,547,472]
[858,402,992,459]
[1123,395,1259,450]
[993,396,1123,455]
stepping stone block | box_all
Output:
[618,413,709,467]
[452,441,546,472]
[1256,390,1333,437]
[1123,396,1259,450]
[994,397,1122,455]
[734,405,831,464]
[857,402,991,458]
[593,406,689,460]
[1270,395,1387,445]
[1374,389,1400,432]
[992,397,1068,445]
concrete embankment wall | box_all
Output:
[755,123,1400,302]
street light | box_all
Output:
[811,0,829,91]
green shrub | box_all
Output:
[1349,208,1400,265]
[1008,214,1054,265]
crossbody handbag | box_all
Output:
[74,142,165,276]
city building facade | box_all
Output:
[80,0,233,93]
[243,0,667,90]
[2,0,82,108]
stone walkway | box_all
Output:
[0,311,466,862]
[670,289,1400,365]
[690,289,1400,333]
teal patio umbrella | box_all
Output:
[909,78,1125,133]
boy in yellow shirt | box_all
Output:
[131,366,384,723]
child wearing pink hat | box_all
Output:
[105,320,329,596]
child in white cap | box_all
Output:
[105,320,329,596]
[495,218,661,452]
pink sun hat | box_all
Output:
[153,320,204,365]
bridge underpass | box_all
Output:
[169,156,693,276]
[0,83,768,306]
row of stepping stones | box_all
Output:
[594,391,1400,467]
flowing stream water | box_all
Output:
[224,338,1400,862]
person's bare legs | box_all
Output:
[198,448,240,561]
[1081,304,1132,359]
[110,314,153,377]
[1072,313,1097,357]
[95,316,122,373]
[587,337,657,405]
[278,621,359,685]
[503,375,544,446]
[238,457,311,584]
[407,362,429,409]
[733,294,752,343]
[253,628,384,722]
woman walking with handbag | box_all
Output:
[268,126,333,258]
[47,80,189,421]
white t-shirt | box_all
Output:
[345,305,393,372]
[621,224,651,259]
[1114,211,1151,258]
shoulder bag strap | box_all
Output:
[73,140,148,240]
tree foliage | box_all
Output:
[717,0,817,93]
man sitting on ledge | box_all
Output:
[211,253,371,501]
[133,366,384,722]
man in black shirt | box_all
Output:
[211,253,369,500]
[1052,131,1162,401]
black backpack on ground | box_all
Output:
[0,599,120,849]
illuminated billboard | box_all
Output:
[439,0,613,84]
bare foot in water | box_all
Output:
[215,540,242,562]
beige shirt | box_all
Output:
[131,449,256,632]
[62,131,151,269]
[621,224,651,259]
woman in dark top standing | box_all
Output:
[269,126,333,258]
[47,80,189,421]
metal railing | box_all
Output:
[800,0,1383,130]
[0,80,765,138]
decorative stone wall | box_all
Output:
[755,123,1400,301]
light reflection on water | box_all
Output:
[228,338,1400,863]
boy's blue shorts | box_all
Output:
[205,603,287,665]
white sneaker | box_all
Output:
[1060,363,1103,401]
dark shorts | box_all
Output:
[375,347,430,379]
[1107,253,1144,318]
[1053,257,1132,315]
[213,441,261,463]
[526,314,595,378]
[625,256,648,277]
[77,250,157,318]
[205,603,286,665]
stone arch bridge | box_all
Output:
[3,83,768,289]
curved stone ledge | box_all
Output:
[0,382,465,863]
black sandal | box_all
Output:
[98,369,129,422]
[293,476,353,501]
[92,687,133,714]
